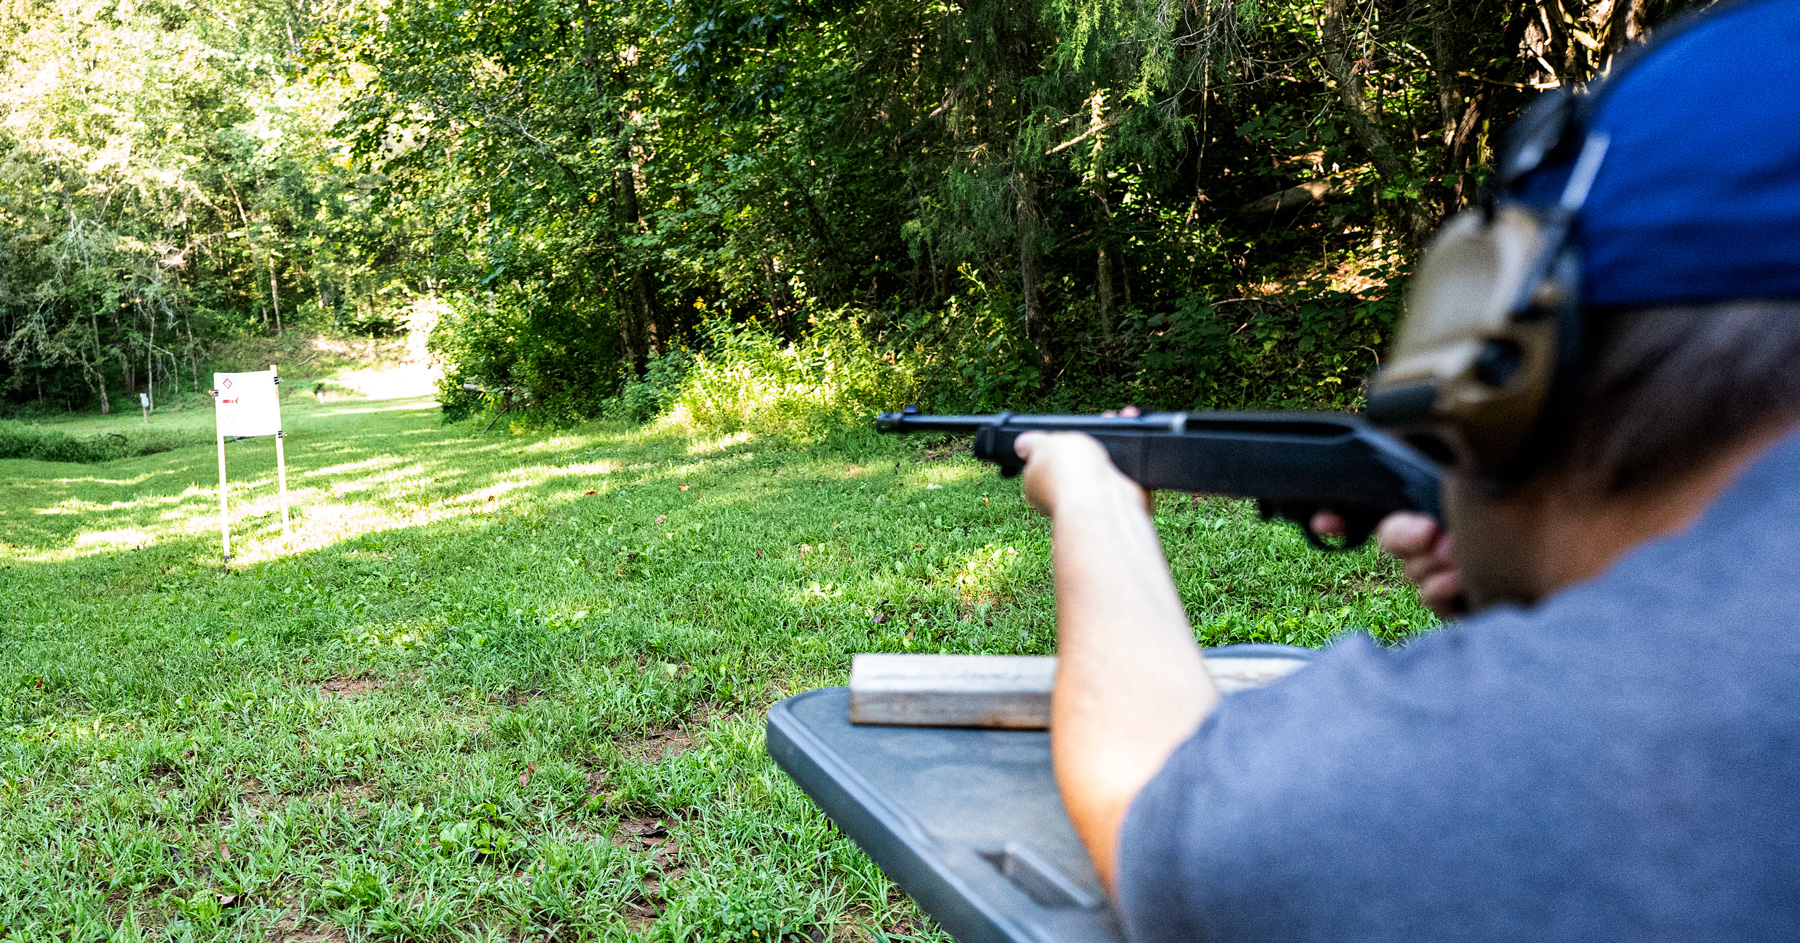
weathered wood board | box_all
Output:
[849,653,1310,729]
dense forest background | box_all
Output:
[0,0,1701,424]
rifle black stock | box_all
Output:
[875,406,1442,550]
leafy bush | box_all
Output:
[1120,286,1401,410]
[665,316,914,439]
[431,281,622,425]
[605,348,696,423]
[0,421,189,463]
[892,270,1046,413]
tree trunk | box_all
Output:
[1017,171,1052,374]
[119,311,134,394]
[1119,250,1132,312]
[1603,0,1671,65]
[1092,178,1119,360]
[268,253,283,335]
[1446,87,1492,211]
[1319,0,1433,241]
[1096,246,1117,359]
[186,307,200,393]
[609,261,646,371]
[633,268,660,357]
[618,135,661,362]
[93,312,110,415]
[1430,0,1460,144]
[145,305,155,409]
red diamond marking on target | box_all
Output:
[222,378,233,389]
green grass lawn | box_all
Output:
[0,392,1434,942]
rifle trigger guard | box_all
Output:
[1259,502,1374,552]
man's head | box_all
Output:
[1368,0,1800,608]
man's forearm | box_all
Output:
[1048,476,1216,894]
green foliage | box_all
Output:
[0,420,189,463]
[431,282,624,426]
[0,386,1433,939]
[668,318,915,440]
[3,0,1705,422]
[0,0,415,414]
[321,868,387,910]
[890,272,1046,412]
[609,349,698,424]
[1123,286,1402,410]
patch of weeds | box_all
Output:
[0,419,194,462]
[322,867,386,909]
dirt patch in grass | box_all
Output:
[235,778,372,812]
[612,816,671,851]
[616,818,684,874]
[915,443,961,463]
[315,677,382,698]
[487,687,540,706]
[827,917,875,943]
[621,726,695,763]
[616,817,684,929]
[274,930,348,943]
[324,781,375,803]
[624,878,664,928]
[238,778,291,813]
[105,888,175,936]
[267,909,349,942]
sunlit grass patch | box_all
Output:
[73,527,156,548]
[684,431,755,456]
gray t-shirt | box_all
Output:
[1117,432,1800,942]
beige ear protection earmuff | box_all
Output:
[1365,130,1610,481]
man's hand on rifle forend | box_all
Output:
[1012,431,1153,517]
[1310,509,1468,617]
[1012,404,1155,517]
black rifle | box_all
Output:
[875,406,1442,549]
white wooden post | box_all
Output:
[272,364,290,540]
[212,388,231,562]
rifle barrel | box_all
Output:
[874,407,1442,549]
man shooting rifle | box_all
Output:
[1013,3,1800,939]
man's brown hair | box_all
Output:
[1554,302,1800,494]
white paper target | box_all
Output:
[214,371,282,438]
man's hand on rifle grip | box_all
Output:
[1311,509,1468,617]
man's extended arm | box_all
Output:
[1013,431,1218,894]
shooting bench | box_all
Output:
[767,644,1312,943]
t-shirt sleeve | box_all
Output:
[1112,629,1505,943]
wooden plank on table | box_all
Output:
[850,654,1057,729]
[849,653,1309,729]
